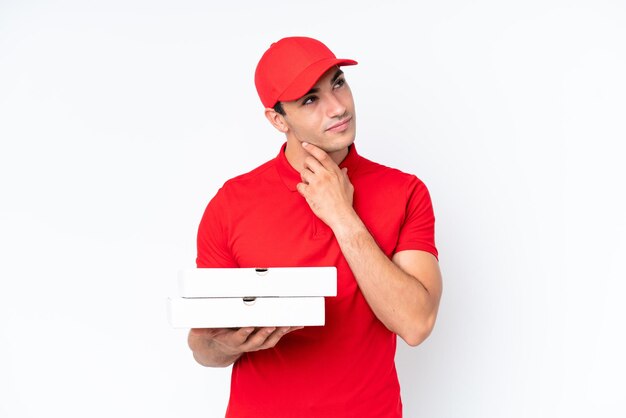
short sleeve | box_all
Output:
[196,188,239,268]
[394,176,438,259]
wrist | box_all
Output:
[329,209,366,240]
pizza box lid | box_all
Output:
[178,267,337,298]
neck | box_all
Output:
[284,139,350,172]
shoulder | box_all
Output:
[212,158,279,200]
[200,157,279,224]
[354,154,427,193]
[222,158,277,189]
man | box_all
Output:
[188,36,442,417]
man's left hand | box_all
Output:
[296,142,355,229]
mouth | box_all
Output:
[326,116,352,133]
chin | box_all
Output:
[321,132,356,153]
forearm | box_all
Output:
[331,212,439,346]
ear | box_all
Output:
[264,108,289,133]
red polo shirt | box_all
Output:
[197,143,437,417]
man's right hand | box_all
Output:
[187,326,302,367]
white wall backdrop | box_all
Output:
[1,1,625,417]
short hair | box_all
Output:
[273,101,286,116]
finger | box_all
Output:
[296,182,307,197]
[251,327,292,351]
[220,327,255,346]
[302,142,337,171]
[207,327,253,350]
[302,155,327,174]
[239,327,276,351]
[300,168,315,185]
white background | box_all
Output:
[1,1,625,417]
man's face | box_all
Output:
[280,67,356,154]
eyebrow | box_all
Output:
[302,69,345,98]
[331,69,344,83]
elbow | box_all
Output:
[400,328,431,347]
[400,314,437,347]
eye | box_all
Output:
[302,95,317,106]
[333,78,346,89]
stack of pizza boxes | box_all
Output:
[168,267,337,328]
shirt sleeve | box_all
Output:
[196,188,239,268]
[394,176,438,259]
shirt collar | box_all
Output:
[275,142,361,192]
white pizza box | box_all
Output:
[167,296,326,328]
[177,267,337,298]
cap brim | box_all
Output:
[277,58,358,104]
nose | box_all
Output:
[325,92,347,118]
